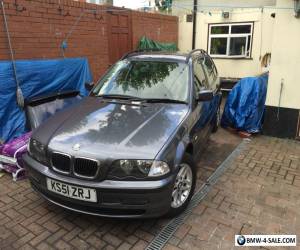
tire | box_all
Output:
[212,106,221,133]
[166,154,196,218]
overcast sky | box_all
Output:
[112,0,276,10]
[113,0,153,9]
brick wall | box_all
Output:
[0,0,178,80]
[0,0,110,80]
[132,11,178,49]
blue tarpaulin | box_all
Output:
[221,74,268,133]
[0,58,92,142]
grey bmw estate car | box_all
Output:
[24,49,222,218]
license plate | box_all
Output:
[46,178,97,203]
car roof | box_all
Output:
[122,49,210,63]
[122,49,208,62]
[125,51,190,62]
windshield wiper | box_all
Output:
[142,98,188,104]
[95,94,143,101]
[95,95,187,105]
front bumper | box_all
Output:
[23,154,174,218]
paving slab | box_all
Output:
[166,136,300,250]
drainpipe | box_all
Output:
[192,0,197,49]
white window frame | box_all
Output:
[208,22,253,59]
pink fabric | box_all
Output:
[0,132,32,181]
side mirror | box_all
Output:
[85,82,94,91]
[197,89,214,102]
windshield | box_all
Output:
[91,60,189,102]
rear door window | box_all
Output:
[200,56,217,90]
[193,58,208,92]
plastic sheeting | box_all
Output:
[1,92,83,181]
[0,132,32,181]
[0,58,92,142]
[221,74,268,133]
[25,91,82,130]
[138,36,177,51]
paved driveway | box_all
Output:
[165,136,300,250]
[0,130,299,250]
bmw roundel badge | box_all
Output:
[72,143,81,151]
[237,235,246,246]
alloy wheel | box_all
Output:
[171,163,193,208]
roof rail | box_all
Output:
[121,48,163,60]
[186,49,208,62]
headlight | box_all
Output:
[28,138,47,164]
[109,160,170,179]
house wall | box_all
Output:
[178,14,193,52]
[266,0,300,110]
[178,8,275,79]
[263,0,300,139]
[0,0,178,81]
[172,0,277,16]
